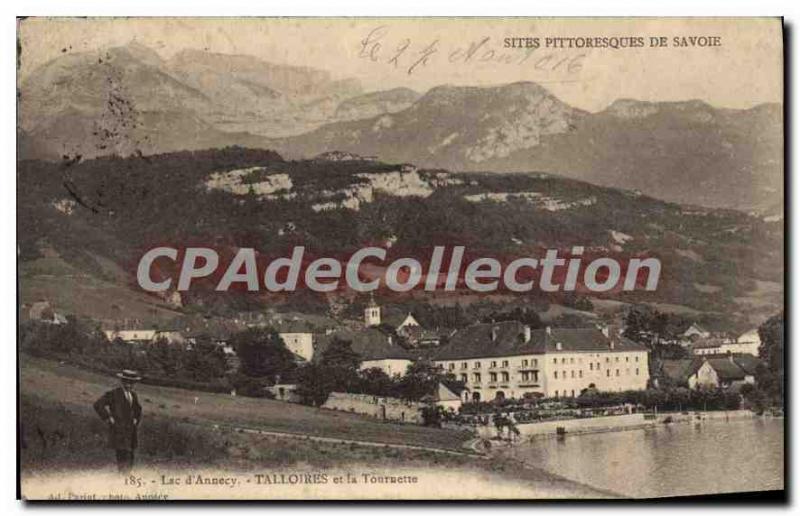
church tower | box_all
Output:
[364,295,381,326]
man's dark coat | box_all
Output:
[93,387,142,451]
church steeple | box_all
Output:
[364,294,381,326]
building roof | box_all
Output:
[422,381,465,403]
[660,359,697,384]
[729,354,761,375]
[182,317,244,340]
[682,322,709,335]
[692,338,727,349]
[663,354,762,385]
[273,320,317,334]
[314,328,415,362]
[703,354,761,378]
[702,357,749,381]
[432,322,647,361]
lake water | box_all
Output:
[511,417,784,498]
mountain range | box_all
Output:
[18,42,783,213]
[272,84,783,212]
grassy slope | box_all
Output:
[21,356,470,450]
[20,356,616,498]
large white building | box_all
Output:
[433,321,649,401]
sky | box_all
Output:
[17,17,783,112]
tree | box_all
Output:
[181,334,229,381]
[147,338,183,377]
[294,363,332,406]
[623,305,659,346]
[319,337,362,370]
[623,305,685,349]
[295,338,361,406]
[481,306,542,327]
[757,311,784,405]
[357,367,396,396]
[394,360,457,401]
[230,327,296,379]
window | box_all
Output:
[562,358,567,364]
[522,372,529,381]
[533,359,538,367]
[571,371,575,378]
[554,371,559,379]
[460,374,467,382]
[501,372,509,382]
[490,372,497,382]
[473,373,481,382]
[616,369,620,377]
[533,371,539,382]
[636,368,640,376]
[579,370,583,378]
[553,358,557,364]
[606,370,610,377]
[589,363,594,371]
[474,361,481,369]
[461,362,467,369]
[570,358,575,364]
[448,363,455,371]
[626,356,630,362]
[635,356,639,362]
[502,360,509,367]
[605,357,610,363]
[522,359,528,367]
[563,371,567,378]
[490,361,497,368]
[616,357,620,362]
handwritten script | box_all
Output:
[357,26,587,79]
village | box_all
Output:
[20,295,771,434]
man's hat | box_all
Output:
[116,369,142,382]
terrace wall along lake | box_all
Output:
[511,417,784,498]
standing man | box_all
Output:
[93,370,143,473]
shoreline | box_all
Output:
[471,409,759,442]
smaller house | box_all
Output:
[104,328,187,345]
[315,328,415,377]
[681,323,710,341]
[688,355,758,390]
[692,329,762,357]
[266,370,302,403]
[421,381,468,411]
[662,354,761,390]
[692,338,727,356]
[267,383,302,403]
[720,329,761,356]
[104,329,158,343]
[418,329,451,348]
[27,301,68,325]
[154,330,186,345]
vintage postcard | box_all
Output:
[17,17,784,500]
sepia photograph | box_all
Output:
[15,15,784,501]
